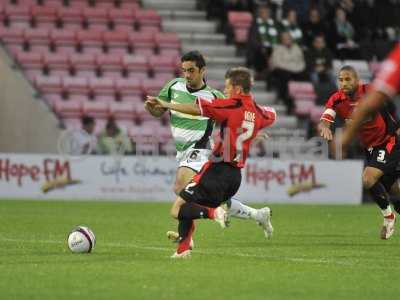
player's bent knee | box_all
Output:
[170,207,179,219]
[173,182,183,196]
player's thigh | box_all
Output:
[170,196,187,219]
[174,167,197,194]
[362,166,384,189]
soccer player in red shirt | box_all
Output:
[319,65,400,239]
[148,67,277,258]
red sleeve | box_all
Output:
[257,105,276,128]
[320,92,339,123]
[371,43,400,99]
[197,97,241,123]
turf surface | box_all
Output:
[0,200,399,300]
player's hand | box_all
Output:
[145,96,167,109]
[254,132,270,142]
[317,123,333,141]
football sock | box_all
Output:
[177,220,195,253]
[227,198,258,220]
[178,203,212,220]
[369,181,391,215]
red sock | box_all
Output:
[177,222,196,254]
[207,208,216,219]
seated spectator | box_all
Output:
[97,117,132,155]
[269,31,307,114]
[305,35,336,104]
[246,4,279,78]
[279,8,304,46]
[302,8,328,48]
[329,7,360,59]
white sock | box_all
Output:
[382,206,393,217]
[228,199,258,220]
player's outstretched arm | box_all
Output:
[341,90,388,149]
[147,96,201,116]
[144,99,167,118]
[317,120,333,141]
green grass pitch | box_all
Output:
[0,200,399,300]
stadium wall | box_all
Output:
[0,47,61,153]
[0,154,364,204]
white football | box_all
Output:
[67,226,96,253]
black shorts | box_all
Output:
[179,162,242,208]
[365,137,400,189]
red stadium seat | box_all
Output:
[31,6,57,27]
[83,7,109,31]
[82,101,109,119]
[55,99,83,118]
[109,102,135,120]
[103,31,129,54]
[310,105,325,123]
[108,7,136,31]
[43,52,70,76]
[0,27,24,45]
[89,77,115,95]
[136,9,161,31]
[294,100,314,117]
[154,32,180,51]
[57,7,83,30]
[115,77,142,98]
[129,31,155,53]
[141,78,165,96]
[4,5,32,28]
[63,76,89,95]
[149,55,177,77]
[96,53,123,79]
[51,29,77,55]
[122,55,149,78]
[16,51,43,69]
[23,27,50,45]
[69,53,97,78]
[77,30,104,54]
[233,28,249,44]
[228,11,253,28]
[35,75,62,93]
[288,81,316,101]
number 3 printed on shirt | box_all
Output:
[377,150,386,162]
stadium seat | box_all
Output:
[23,27,50,52]
[57,7,83,30]
[35,75,62,93]
[369,61,381,75]
[294,100,314,117]
[109,101,135,120]
[16,51,43,70]
[83,7,109,31]
[77,30,104,54]
[82,101,109,119]
[96,53,123,79]
[89,77,115,95]
[154,32,180,52]
[54,98,83,118]
[51,29,77,55]
[310,105,325,123]
[0,27,24,45]
[63,76,89,96]
[135,9,161,31]
[31,6,57,28]
[115,77,142,99]
[122,55,149,78]
[149,55,177,77]
[129,31,155,54]
[70,53,98,78]
[43,52,70,76]
[103,31,129,55]
[108,7,136,31]
[227,11,253,44]
[288,81,316,101]
[141,78,166,97]
[4,5,32,28]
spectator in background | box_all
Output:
[306,35,336,104]
[279,9,304,46]
[329,7,359,59]
[97,117,132,155]
[269,31,307,114]
[302,8,328,48]
[246,4,279,78]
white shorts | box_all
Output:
[176,148,211,173]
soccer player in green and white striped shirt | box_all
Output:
[145,51,273,239]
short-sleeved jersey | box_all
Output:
[197,94,276,168]
[321,84,398,148]
[371,43,400,98]
[158,78,224,153]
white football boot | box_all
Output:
[170,249,192,259]
[256,207,273,239]
[381,213,396,240]
[213,206,228,228]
